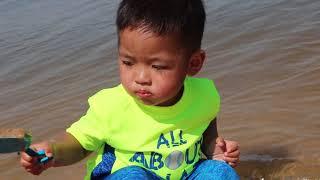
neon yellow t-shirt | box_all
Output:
[67,77,220,180]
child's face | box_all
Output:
[118,28,191,106]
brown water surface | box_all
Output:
[0,0,319,179]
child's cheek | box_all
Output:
[157,82,180,98]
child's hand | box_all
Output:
[20,141,54,175]
[213,137,240,168]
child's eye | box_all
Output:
[122,60,133,66]
[152,65,167,70]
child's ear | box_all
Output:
[187,49,206,76]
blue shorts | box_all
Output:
[91,144,239,180]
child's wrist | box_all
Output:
[49,140,58,167]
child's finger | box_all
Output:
[29,168,43,176]
[215,137,226,147]
[20,158,33,168]
[224,150,240,158]
[226,142,239,153]
[20,151,32,162]
[228,162,238,168]
[28,164,44,175]
[223,156,238,163]
[45,152,53,158]
[20,151,41,169]
[215,137,224,144]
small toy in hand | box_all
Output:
[0,128,53,164]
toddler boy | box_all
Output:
[21,0,240,179]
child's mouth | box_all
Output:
[136,90,152,98]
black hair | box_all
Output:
[116,0,206,52]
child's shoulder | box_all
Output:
[87,84,131,110]
[187,76,212,83]
[187,76,220,99]
[92,84,126,98]
[187,77,217,90]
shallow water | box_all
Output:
[0,0,320,179]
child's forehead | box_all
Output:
[118,28,192,62]
[120,26,181,41]
[119,27,188,53]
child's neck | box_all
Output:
[157,86,184,107]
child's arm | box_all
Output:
[20,132,90,175]
[201,118,240,167]
[201,118,219,156]
[51,132,91,166]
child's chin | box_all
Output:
[136,97,158,106]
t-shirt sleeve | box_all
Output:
[66,96,106,151]
[210,80,220,115]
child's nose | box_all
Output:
[135,68,151,86]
